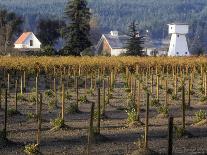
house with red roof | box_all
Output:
[14,32,41,49]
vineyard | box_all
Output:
[0,56,207,154]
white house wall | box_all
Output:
[111,49,127,56]
[23,33,41,49]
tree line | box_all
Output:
[0,0,145,56]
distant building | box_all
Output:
[14,32,41,50]
[96,31,128,56]
[168,23,190,56]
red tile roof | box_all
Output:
[15,32,32,44]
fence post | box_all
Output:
[168,116,174,155]
[3,89,8,140]
[97,88,101,135]
[87,102,95,155]
[144,92,150,149]
[37,93,43,145]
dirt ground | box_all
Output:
[0,75,207,155]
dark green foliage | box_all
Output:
[125,21,144,56]
[37,18,65,47]
[0,8,23,52]
[63,0,92,56]
[41,45,56,56]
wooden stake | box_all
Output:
[182,84,186,130]
[37,93,42,145]
[61,83,65,121]
[97,88,101,135]
[15,80,18,112]
[3,89,8,140]
[144,92,150,149]
[87,102,95,155]
[168,116,174,155]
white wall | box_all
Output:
[14,33,41,49]
[111,49,127,56]
[168,34,189,56]
[168,24,189,34]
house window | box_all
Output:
[30,40,33,46]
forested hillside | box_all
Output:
[1,0,207,52]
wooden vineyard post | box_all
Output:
[7,73,10,94]
[144,92,150,149]
[168,116,174,155]
[85,76,87,95]
[37,93,43,146]
[36,75,38,116]
[174,74,178,97]
[107,76,110,105]
[23,71,26,92]
[97,88,101,135]
[0,88,1,109]
[156,75,159,101]
[61,83,65,122]
[102,79,106,115]
[53,78,57,107]
[182,83,186,130]
[3,89,8,140]
[205,73,207,97]
[188,78,191,108]
[87,102,95,155]
[75,76,79,111]
[136,80,141,121]
[165,80,168,106]
[151,74,153,94]
[20,74,23,95]
[15,80,18,112]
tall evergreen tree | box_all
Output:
[63,0,92,56]
[125,21,144,56]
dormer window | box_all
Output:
[30,40,33,46]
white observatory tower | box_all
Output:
[168,23,190,56]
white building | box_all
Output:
[14,32,41,49]
[96,31,128,56]
[168,23,190,56]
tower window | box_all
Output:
[30,40,33,46]
[177,34,179,37]
[185,52,188,54]
[176,52,179,55]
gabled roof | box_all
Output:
[103,34,129,49]
[15,32,32,44]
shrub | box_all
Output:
[167,88,173,95]
[157,105,169,116]
[7,108,19,117]
[48,99,57,111]
[65,91,72,100]
[171,94,179,100]
[66,103,78,114]
[150,98,160,107]
[126,108,137,124]
[24,143,39,155]
[195,110,206,123]
[87,88,94,96]
[79,95,88,104]
[28,93,37,103]
[50,117,64,129]
[174,126,185,138]
[200,96,207,102]
[44,89,54,98]
[17,94,28,101]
